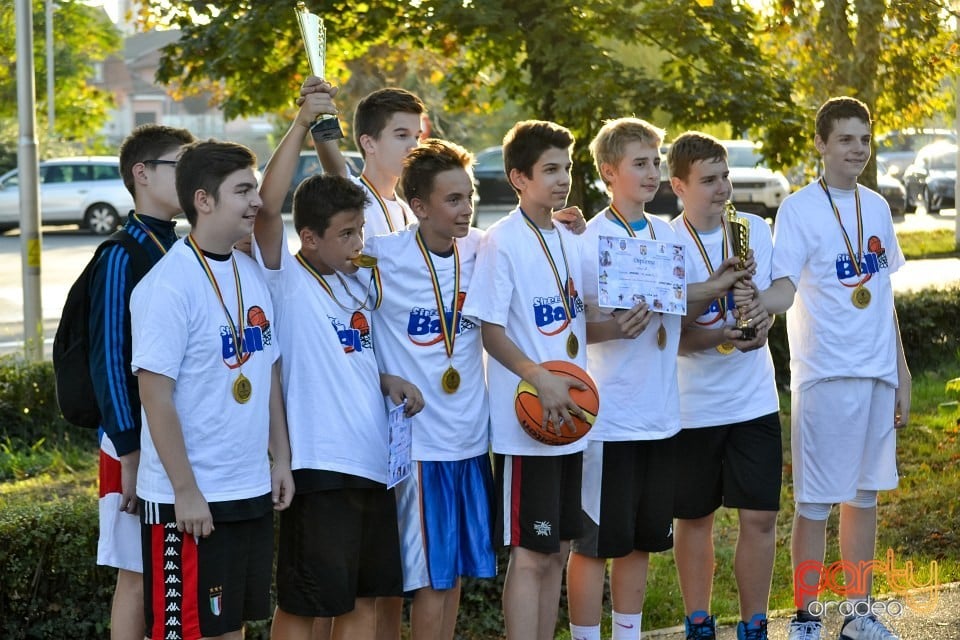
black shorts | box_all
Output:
[673,412,783,519]
[141,513,273,640]
[276,487,403,617]
[494,452,584,553]
[573,437,677,557]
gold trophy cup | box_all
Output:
[295,2,344,143]
[725,202,756,341]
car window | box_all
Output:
[2,174,18,188]
[70,164,93,182]
[726,146,761,168]
[43,166,66,183]
[930,153,956,171]
[475,150,503,172]
[92,164,121,180]
[297,156,322,182]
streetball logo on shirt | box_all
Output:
[532,278,584,337]
[330,311,373,354]
[407,291,477,346]
[835,235,888,284]
[220,305,272,369]
[694,291,736,328]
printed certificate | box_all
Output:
[387,402,412,489]
[597,235,687,315]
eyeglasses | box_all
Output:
[143,159,178,167]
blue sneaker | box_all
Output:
[685,611,717,640]
[737,616,768,640]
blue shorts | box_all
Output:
[395,454,497,591]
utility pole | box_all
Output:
[16,0,44,361]
[46,0,55,135]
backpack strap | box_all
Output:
[109,228,154,284]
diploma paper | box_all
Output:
[597,235,687,315]
[387,402,412,489]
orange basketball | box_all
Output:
[514,360,599,446]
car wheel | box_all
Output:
[84,203,120,235]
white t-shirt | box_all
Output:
[580,211,682,441]
[256,241,390,484]
[671,212,780,428]
[772,181,905,390]
[353,174,413,238]
[366,227,489,461]
[131,241,279,504]
[463,209,589,456]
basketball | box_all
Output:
[515,360,599,446]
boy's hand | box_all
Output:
[531,368,588,436]
[894,378,911,429]
[119,450,140,515]
[612,302,653,339]
[553,206,587,235]
[381,374,425,417]
[295,82,339,129]
[174,486,214,539]
[295,75,340,108]
[271,463,295,511]
[725,313,771,352]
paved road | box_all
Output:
[1,210,957,357]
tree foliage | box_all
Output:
[151,0,957,201]
[0,1,120,147]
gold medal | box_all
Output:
[233,373,252,404]
[852,285,871,309]
[566,332,579,358]
[441,366,461,394]
[656,322,667,350]
[716,342,735,355]
[351,253,378,268]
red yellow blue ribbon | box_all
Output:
[359,174,409,233]
[414,230,460,359]
[185,235,248,368]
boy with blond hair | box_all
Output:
[569,119,748,640]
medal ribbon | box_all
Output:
[185,235,247,368]
[131,213,170,254]
[519,208,574,332]
[818,178,870,288]
[608,204,656,240]
[683,216,729,321]
[359,174,409,232]
[414,230,460,359]
[295,251,383,310]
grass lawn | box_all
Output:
[896,228,958,259]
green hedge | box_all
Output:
[0,357,71,444]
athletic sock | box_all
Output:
[570,623,601,640]
[612,611,642,640]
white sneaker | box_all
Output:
[788,619,823,640]
[838,615,900,640]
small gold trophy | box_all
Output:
[725,202,756,341]
[295,2,344,143]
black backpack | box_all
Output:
[53,229,153,429]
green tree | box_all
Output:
[0,0,121,153]
[761,0,958,186]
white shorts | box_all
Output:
[791,378,898,504]
[97,434,142,572]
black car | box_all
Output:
[267,150,363,213]
[876,128,956,184]
[473,146,517,206]
[902,142,956,214]
[875,159,907,217]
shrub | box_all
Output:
[0,356,71,444]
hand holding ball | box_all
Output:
[515,361,599,446]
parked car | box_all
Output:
[473,146,516,206]
[876,128,956,183]
[875,159,907,217]
[268,150,363,213]
[0,157,134,235]
[902,141,956,214]
[721,140,791,219]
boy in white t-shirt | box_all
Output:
[302,76,424,236]
[363,138,495,640]
[131,140,293,640]
[760,97,910,640]
[256,88,425,640]
[463,119,588,640]
[667,132,781,640]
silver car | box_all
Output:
[722,140,791,219]
[0,157,134,235]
